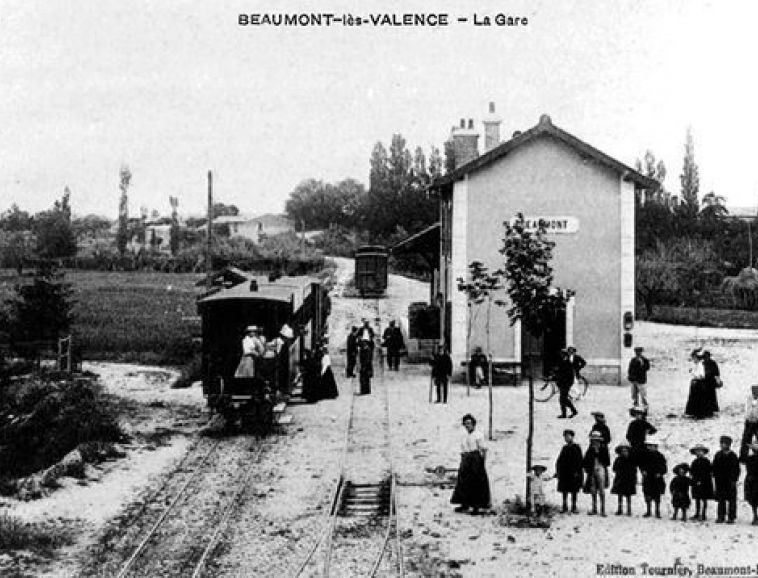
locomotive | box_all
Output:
[196,273,330,433]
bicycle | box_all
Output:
[533,373,589,402]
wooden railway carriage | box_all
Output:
[197,276,329,431]
[354,245,389,296]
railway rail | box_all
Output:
[292,297,405,577]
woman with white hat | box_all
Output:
[234,326,265,377]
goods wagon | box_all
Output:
[354,245,388,296]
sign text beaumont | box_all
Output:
[511,216,579,234]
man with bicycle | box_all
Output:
[567,346,586,382]
[557,349,578,419]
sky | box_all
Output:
[2,0,758,219]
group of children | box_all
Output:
[527,408,758,524]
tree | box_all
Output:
[634,150,667,205]
[34,189,77,260]
[675,128,700,226]
[499,214,573,509]
[0,204,32,232]
[443,139,456,174]
[285,178,366,231]
[0,232,33,275]
[169,196,180,256]
[72,214,111,240]
[457,261,502,440]
[635,241,681,317]
[7,261,75,361]
[117,165,132,255]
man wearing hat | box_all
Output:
[556,349,578,419]
[638,436,667,518]
[590,411,611,447]
[346,326,359,378]
[690,443,714,521]
[712,435,740,523]
[555,429,583,513]
[567,346,586,380]
[625,406,657,466]
[382,319,405,371]
[627,346,651,411]
[740,385,758,462]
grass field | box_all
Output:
[1,269,204,366]
[643,304,758,329]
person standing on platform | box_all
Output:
[627,347,651,411]
[556,349,578,419]
[740,385,758,462]
[431,344,453,403]
[713,435,740,524]
[450,414,491,515]
[639,437,667,519]
[358,339,374,395]
[590,412,611,447]
[346,326,359,378]
[319,345,339,399]
[382,320,405,371]
[626,407,657,466]
[701,350,721,416]
[567,346,586,380]
[611,441,636,516]
[555,429,583,513]
[582,432,610,516]
[743,442,758,525]
[360,318,375,349]
[469,347,488,389]
[690,443,714,521]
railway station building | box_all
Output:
[399,106,657,384]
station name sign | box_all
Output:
[510,216,579,234]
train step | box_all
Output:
[272,402,286,414]
[274,414,294,425]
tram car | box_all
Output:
[196,275,330,432]
[354,245,389,297]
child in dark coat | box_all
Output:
[670,463,693,521]
[638,437,667,518]
[583,432,610,516]
[555,429,583,514]
[744,442,758,525]
[611,441,636,516]
[689,443,714,521]
[590,412,611,446]
[713,435,740,524]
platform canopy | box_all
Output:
[390,222,440,268]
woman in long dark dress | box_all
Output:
[319,346,339,399]
[701,351,721,416]
[685,348,712,418]
[451,414,491,514]
[301,350,321,403]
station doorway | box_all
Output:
[521,310,566,378]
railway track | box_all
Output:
[82,432,271,577]
[293,335,405,578]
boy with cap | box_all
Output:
[590,411,611,447]
[713,435,740,523]
[527,464,551,515]
[611,441,636,516]
[744,441,758,525]
[670,463,693,521]
[638,437,667,518]
[582,431,610,516]
[555,429,583,513]
[626,407,657,467]
[740,385,758,463]
[627,346,651,411]
[689,443,714,521]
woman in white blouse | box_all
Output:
[234,326,265,378]
[450,413,491,514]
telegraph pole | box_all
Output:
[206,170,213,290]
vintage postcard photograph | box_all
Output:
[2,1,758,576]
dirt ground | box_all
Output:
[5,260,758,577]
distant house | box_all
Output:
[212,213,293,243]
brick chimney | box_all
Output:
[451,118,479,168]
[482,102,502,152]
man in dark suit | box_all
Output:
[346,326,359,378]
[382,320,405,371]
[628,346,651,411]
[713,435,740,523]
[556,349,578,419]
[430,344,453,403]
[567,346,586,378]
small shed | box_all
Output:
[354,245,388,296]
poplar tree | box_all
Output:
[678,128,700,220]
[116,165,132,255]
